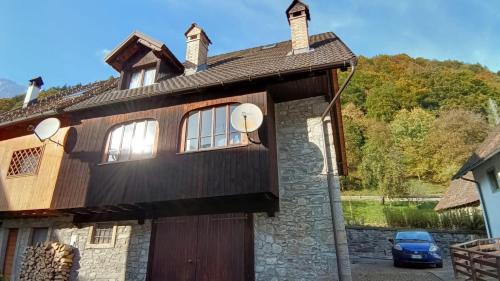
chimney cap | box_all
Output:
[286,0,311,23]
[184,23,212,44]
[29,76,44,88]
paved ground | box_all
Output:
[351,258,463,281]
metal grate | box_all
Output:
[91,224,114,244]
[7,146,45,177]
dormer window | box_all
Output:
[129,67,156,89]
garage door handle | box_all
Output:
[187,259,193,263]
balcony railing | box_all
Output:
[450,238,500,280]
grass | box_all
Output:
[342,200,485,231]
[342,200,437,227]
[341,180,447,197]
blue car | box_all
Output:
[389,230,443,268]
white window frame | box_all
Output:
[86,223,118,249]
[128,67,156,89]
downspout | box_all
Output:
[321,59,356,281]
[460,176,493,237]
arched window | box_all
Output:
[181,104,246,152]
[105,119,158,162]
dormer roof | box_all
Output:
[104,31,184,73]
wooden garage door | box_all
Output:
[149,214,254,281]
[2,229,18,278]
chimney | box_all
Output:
[184,23,212,75]
[23,76,44,108]
[286,0,311,54]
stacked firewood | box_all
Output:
[19,242,74,281]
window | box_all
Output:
[182,104,245,152]
[87,224,117,248]
[30,228,48,246]
[487,169,499,191]
[128,67,156,89]
[105,120,158,163]
[7,146,44,177]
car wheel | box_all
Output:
[436,262,443,268]
[393,260,401,267]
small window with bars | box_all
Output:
[90,224,115,245]
[7,146,45,177]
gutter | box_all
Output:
[460,176,493,237]
[320,58,357,281]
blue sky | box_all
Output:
[0,0,499,88]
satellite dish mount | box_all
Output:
[30,117,63,146]
[230,103,263,144]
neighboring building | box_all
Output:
[0,1,357,280]
[435,173,480,212]
[453,126,500,238]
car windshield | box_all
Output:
[395,231,432,242]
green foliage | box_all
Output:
[383,206,485,231]
[423,109,489,183]
[390,108,435,179]
[341,54,498,195]
[343,200,485,231]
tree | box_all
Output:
[359,120,408,198]
[341,103,366,190]
[424,109,489,183]
[390,108,435,180]
[366,83,402,122]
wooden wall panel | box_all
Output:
[0,128,68,211]
[52,91,278,210]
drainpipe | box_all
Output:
[321,59,356,281]
[460,176,493,237]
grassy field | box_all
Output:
[342,180,447,197]
[342,200,437,227]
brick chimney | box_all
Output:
[23,76,44,108]
[286,0,311,54]
[184,23,212,75]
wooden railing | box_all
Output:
[450,238,500,281]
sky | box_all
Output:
[0,0,499,88]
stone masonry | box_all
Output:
[346,226,486,262]
[0,218,151,281]
[255,97,340,281]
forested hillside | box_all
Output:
[339,54,500,197]
[0,85,80,113]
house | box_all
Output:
[453,126,500,238]
[0,1,357,280]
[434,173,480,212]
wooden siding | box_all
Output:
[2,229,18,278]
[149,213,254,281]
[52,91,278,212]
[0,128,68,211]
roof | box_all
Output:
[453,125,500,179]
[104,31,184,72]
[0,32,355,127]
[435,173,480,212]
[0,79,118,127]
[67,32,355,112]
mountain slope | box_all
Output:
[0,78,25,98]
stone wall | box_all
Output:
[0,218,151,281]
[254,97,340,281]
[346,226,486,261]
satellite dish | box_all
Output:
[34,117,61,141]
[231,103,263,133]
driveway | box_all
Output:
[351,258,463,281]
